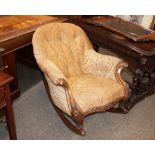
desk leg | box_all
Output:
[109,57,155,114]
[122,57,155,112]
[5,84,17,140]
[2,51,21,100]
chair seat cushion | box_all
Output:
[67,74,125,115]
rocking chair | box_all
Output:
[32,22,129,136]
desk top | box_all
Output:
[0,16,66,54]
[0,15,65,42]
[69,16,155,56]
[87,16,155,42]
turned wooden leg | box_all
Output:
[5,84,17,140]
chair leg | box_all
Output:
[119,101,129,114]
[108,100,129,114]
[54,105,86,136]
[42,77,86,136]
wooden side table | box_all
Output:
[0,71,17,140]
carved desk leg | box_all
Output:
[122,56,155,112]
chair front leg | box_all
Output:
[56,78,86,135]
[71,106,85,135]
[108,62,129,114]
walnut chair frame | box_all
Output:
[32,22,129,136]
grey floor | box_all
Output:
[0,48,155,140]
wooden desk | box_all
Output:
[0,15,65,99]
[0,71,17,139]
[69,16,155,112]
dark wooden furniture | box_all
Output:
[0,48,3,68]
[0,15,65,99]
[69,16,155,113]
[87,17,155,41]
[0,71,17,139]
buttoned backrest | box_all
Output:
[33,23,93,78]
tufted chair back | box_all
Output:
[33,23,93,78]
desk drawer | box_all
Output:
[0,87,5,107]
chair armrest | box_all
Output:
[114,61,129,99]
[82,49,129,99]
[40,60,82,115]
[38,59,66,85]
[83,49,126,80]
[56,78,83,116]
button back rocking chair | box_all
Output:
[32,22,129,136]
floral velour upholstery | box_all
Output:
[32,22,129,135]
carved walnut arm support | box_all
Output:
[39,60,82,117]
[115,62,129,100]
[56,78,83,119]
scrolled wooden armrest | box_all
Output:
[56,78,81,116]
[115,62,129,100]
